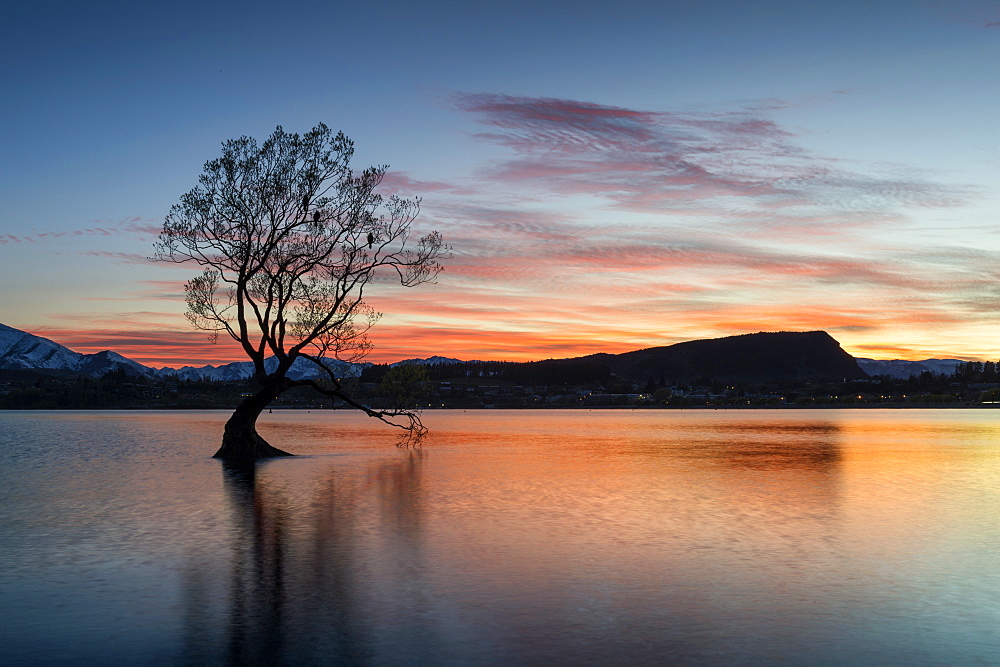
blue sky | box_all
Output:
[2,0,998,365]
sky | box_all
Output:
[1,0,998,367]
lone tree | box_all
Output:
[154,124,447,459]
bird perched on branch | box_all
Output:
[367,232,375,248]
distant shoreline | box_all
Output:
[2,404,998,412]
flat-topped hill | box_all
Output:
[573,331,866,383]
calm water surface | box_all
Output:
[1,409,998,664]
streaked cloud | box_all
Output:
[378,171,476,197]
[78,279,186,301]
[0,218,160,245]
[451,92,974,225]
[82,251,154,265]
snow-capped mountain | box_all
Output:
[855,358,963,379]
[161,355,369,381]
[161,360,256,382]
[0,322,399,380]
[78,350,159,378]
[0,323,154,377]
[390,356,465,367]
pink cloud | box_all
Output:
[376,171,471,196]
[426,213,974,293]
[451,92,974,222]
[432,203,580,242]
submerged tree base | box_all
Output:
[213,412,293,460]
[212,437,293,460]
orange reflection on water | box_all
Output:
[383,412,845,635]
[825,410,1000,565]
[6,408,1000,663]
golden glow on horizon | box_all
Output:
[28,315,1000,368]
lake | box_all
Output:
[1,408,998,664]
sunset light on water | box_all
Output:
[3,409,999,663]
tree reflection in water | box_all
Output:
[221,459,291,664]
[180,452,426,664]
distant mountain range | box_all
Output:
[853,357,963,379]
[0,322,966,382]
[0,322,468,381]
[0,323,156,377]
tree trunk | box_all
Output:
[213,382,293,459]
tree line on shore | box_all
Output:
[3,360,1000,410]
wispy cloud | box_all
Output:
[451,93,973,224]
[82,250,154,265]
[0,218,160,244]
[77,279,186,301]
[378,171,475,197]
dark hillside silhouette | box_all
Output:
[576,331,866,383]
[413,331,866,386]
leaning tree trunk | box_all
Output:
[213,382,292,459]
